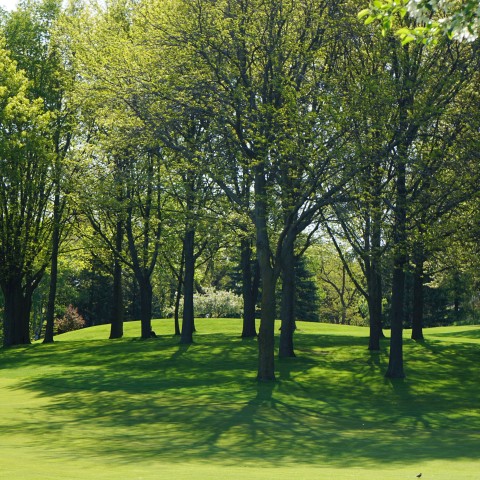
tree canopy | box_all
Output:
[0,0,478,381]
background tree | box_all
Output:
[67,0,169,340]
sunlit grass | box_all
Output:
[1,319,479,479]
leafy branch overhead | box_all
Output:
[359,0,480,44]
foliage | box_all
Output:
[1,0,479,373]
[195,288,243,318]
[54,304,86,334]
[0,43,55,345]
[168,288,243,319]
[293,256,321,323]
[359,0,480,44]
[307,244,367,326]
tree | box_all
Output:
[66,0,170,340]
[168,0,355,379]
[0,45,54,346]
[2,0,77,344]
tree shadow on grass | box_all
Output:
[427,327,480,340]
[3,331,480,469]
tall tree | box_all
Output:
[385,36,478,377]
[0,45,53,346]
[167,0,354,379]
[66,0,169,340]
[2,0,76,343]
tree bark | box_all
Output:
[241,238,258,338]
[411,253,425,341]
[386,158,407,379]
[279,239,296,358]
[110,219,124,339]
[43,198,60,343]
[255,166,277,381]
[181,227,195,344]
[43,191,61,344]
[2,278,32,347]
[367,258,384,350]
[138,276,153,339]
[257,265,276,380]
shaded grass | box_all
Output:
[1,319,479,479]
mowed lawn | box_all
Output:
[1,319,479,479]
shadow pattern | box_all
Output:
[1,330,480,468]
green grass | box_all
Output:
[1,319,479,479]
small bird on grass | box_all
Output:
[416,474,422,478]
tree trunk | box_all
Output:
[279,240,296,358]
[44,192,61,344]
[181,228,195,344]
[257,265,276,381]
[367,262,383,350]
[110,219,124,339]
[386,158,407,379]
[2,278,31,347]
[411,254,425,341]
[255,166,277,381]
[368,161,385,349]
[241,237,258,338]
[138,276,152,339]
[173,246,185,336]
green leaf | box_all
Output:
[358,9,371,19]
[382,18,392,31]
[401,35,416,45]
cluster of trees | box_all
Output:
[1,0,478,380]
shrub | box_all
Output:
[194,288,243,318]
[54,305,86,335]
[167,288,243,318]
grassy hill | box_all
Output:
[1,319,479,479]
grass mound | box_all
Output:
[1,319,479,479]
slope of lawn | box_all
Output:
[1,319,479,479]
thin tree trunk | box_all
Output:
[411,253,425,341]
[368,159,385,349]
[454,274,460,318]
[110,219,124,339]
[138,276,153,339]
[279,240,296,358]
[173,245,185,335]
[255,167,277,381]
[367,262,383,350]
[241,238,258,338]
[181,228,195,344]
[44,190,61,344]
[386,158,407,379]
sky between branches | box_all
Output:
[0,0,17,11]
